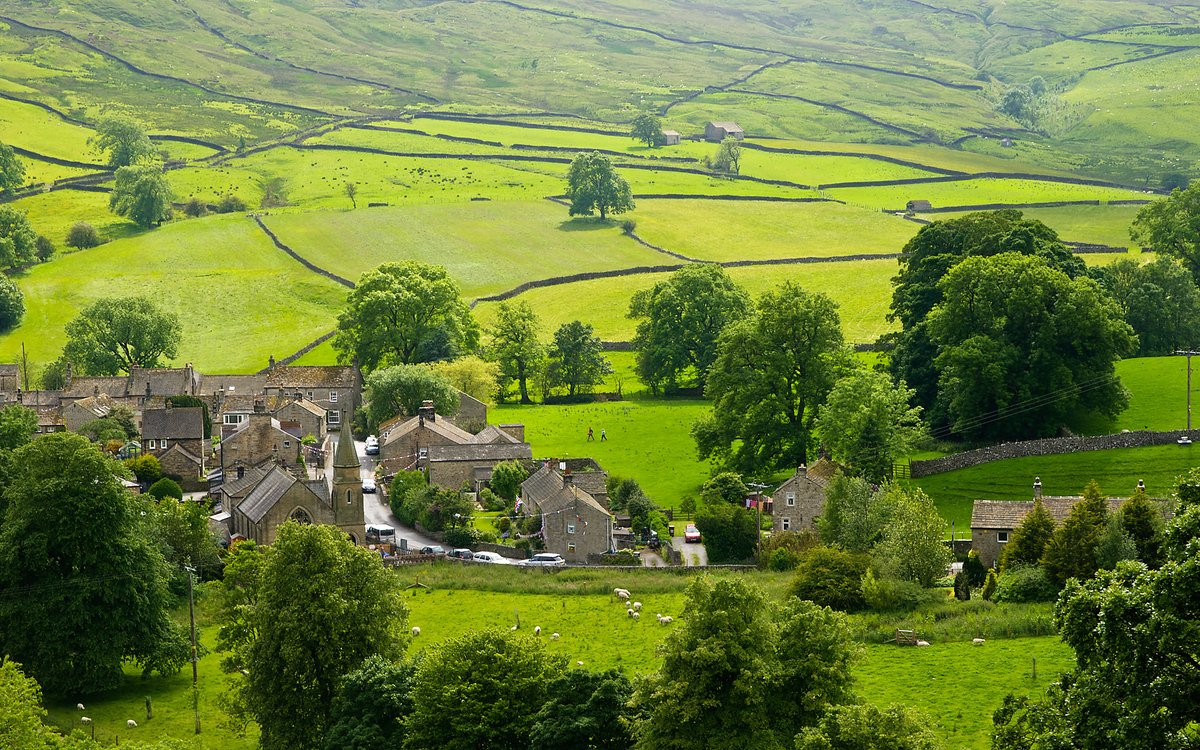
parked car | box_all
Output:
[684,524,701,543]
[366,524,395,544]
[364,436,379,455]
[472,551,510,564]
[447,548,474,560]
[362,476,376,493]
[419,545,446,556]
[518,552,566,567]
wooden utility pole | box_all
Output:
[184,564,200,734]
[1175,350,1199,434]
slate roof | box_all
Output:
[971,497,1125,530]
[72,392,116,419]
[221,465,270,499]
[428,442,532,463]
[265,365,357,389]
[471,424,522,444]
[708,121,744,132]
[278,398,327,419]
[238,467,300,523]
[200,374,269,397]
[130,367,199,397]
[537,483,610,519]
[521,463,564,504]
[142,407,205,440]
[381,414,476,447]
[61,377,129,399]
[161,442,203,468]
[571,471,608,502]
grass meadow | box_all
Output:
[921,204,1143,248]
[828,178,1151,211]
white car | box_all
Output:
[362,477,376,493]
[364,436,380,455]
[518,553,566,567]
[472,551,510,565]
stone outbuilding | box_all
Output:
[62,391,119,433]
[661,129,682,146]
[705,121,745,142]
[771,459,837,533]
[906,199,933,212]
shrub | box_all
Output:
[215,194,247,213]
[595,550,640,565]
[695,501,758,563]
[0,276,24,331]
[620,218,637,235]
[147,477,183,501]
[768,548,801,571]
[182,198,206,217]
[65,221,101,250]
[993,565,1058,604]
[35,235,54,262]
[496,516,512,534]
[389,470,427,519]
[478,487,506,512]
[477,530,498,544]
[953,570,971,601]
[124,453,162,484]
[981,569,998,601]
[789,547,870,612]
[488,460,527,501]
[861,568,926,611]
[964,549,988,587]
[442,526,479,548]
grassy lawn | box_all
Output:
[0,213,347,374]
[829,178,1151,211]
[8,188,140,248]
[920,204,1142,248]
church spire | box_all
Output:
[334,426,359,469]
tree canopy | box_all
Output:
[62,296,183,375]
[0,142,25,194]
[873,485,952,587]
[694,499,759,563]
[323,657,414,750]
[818,474,899,553]
[335,261,479,371]
[1090,256,1200,356]
[694,283,849,474]
[109,164,174,228]
[364,364,459,430]
[529,669,634,750]
[91,116,155,168]
[566,151,634,220]
[999,496,1056,571]
[630,113,664,147]
[0,275,24,332]
[488,300,544,404]
[816,368,924,482]
[1132,182,1200,284]
[628,263,749,392]
[0,433,187,695]
[798,703,942,750]
[548,320,612,397]
[430,355,499,404]
[0,206,38,271]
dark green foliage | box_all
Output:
[1095,513,1138,571]
[110,164,174,228]
[323,657,414,750]
[0,405,36,451]
[388,470,427,518]
[396,484,473,531]
[860,569,927,611]
[215,194,247,213]
[629,113,663,147]
[1133,182,1200,284]
[1161,173,1189,192]
[1040,481,1109,585]
[1000,496,1056,572]
[0,206,37,271]
[762,529,820,572]
[441,526,479,547]
[797,703,942,750]
[147,494,223,583]
[700,471,747,505]
[488,459,528,500]
[488,300,544,404]
[76,406,138,444]
[548,320,612,397]
[628,264,749,392]
[694,499,758,563]
[0,141,24,194]
[182,198,206,217]
[0,433,187,695]
[147,477,184,501]
[953,570,970,601]
[707,137,742,174]
[479,487,507,511]
[406,629,562,750]
[336,261,478,371]
[993,564,1058,603]
[816,368,924,483]
[964,549,988,587]
[34,235,54,262]
[566,151,634,220]
[981,569,998,601]
[64,296,182,375]
[818,475,894,552]
[789,546,870,612]
[607,476,643,512]
[695,282,849,474]
[1090,256,1200,356]
[529,669,634,750]
[65,221,101,250]
[1119,491,1164,567]
[92,116,154,168]
[364,364,458,429]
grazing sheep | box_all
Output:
[917,640,930,647]
[657,615,673,625]
[77,704,85,711]
[411,626,421,637]
[632,611,640,620]
[614,589,631,601]
[535,626,542,635]
[127,720,138,729]
[577,661,584,666]
[972,638,985,646]
[551,632,560,640]
[628,608,636,618]
[632,602,642,611]
[511,625,518,631]
[81,718,92,725]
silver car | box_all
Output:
[518,552,566,567]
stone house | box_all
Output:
[448,390,489,433]
[141,405,207,482]
[274,398,327,441]
[62,391,118,432]
[771,459,837,533]
[263,365,361,432]
[661,129,681,146]
[35,407,64,435]
[427,443,533,490]
[379,401,530,485]
[521,465,614,563]
[220,406,303,478]
[705,121,745,142]
[0,364,19,396]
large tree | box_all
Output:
[529,669,635,750]
[1040,481,1109,586]
[0,141,26,194]
[992,469,1200,749]
[222,522,408,750]
[364,364,459,430]
[0,433,188,695]
[1132,182,1200,283]
[693,283,849,474]
[628,263,749,392]
[1090,256,1200,356]
[817,476,902,553]
[0,275,24,332]
[91,116,155,168]
[335,261,478,371]
[548,320,612,397]
[406,629,563,750]
[566,151,634,220]
[694,499,759,563]
[999,496,1056,571]
[323,657,415,750]
[629,113,664,148]
[62,296,182,375]
[430,355,499,404]
[109,164,173,228]
[927,253,1135,440]
[632,577,855,749]
[873,485,952,587]
[0,205,38,271]
[816,368,924,483]
[798,704,942,750]
[488,300,544,404]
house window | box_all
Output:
[567,523,576,534]
[782,518,791,531]
[147,439,156,449]
[283,441,291,449]
[330,391,338,403]
[567,543,576,553]
[786,492,796,507]
[998,531,1009,543]
[327,410,340,425]
[161,439,169,450]
[307,390,313,399]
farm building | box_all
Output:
[771,459,838,532]
[906,199,933,212]
[661,129,681,145]
[521,463,614,563]
[705,121,744,142]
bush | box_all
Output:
[620,218,637,235]
[477,529,498,544]
[981,569,998,601]
[147,477,183,501]
[35,235,54,262]
[442,526,479,548]
[65,221,101,250]
[861,568,926,611]
[215,194,247,213]
[953,570,971,601]
[479,488,507,512]
[595,550,640,565]
[124,453,162,484]
[488,461,527,501]
[964,549,988,588]
[768,548,801,571]
[389,470,427,519]
[496,516,512,534]
[993,565,1059,604]
[694,501,758,563]
[182,198,206,217]
[607,477,643,512]
[0,276,24,331]
[789,547,870,612]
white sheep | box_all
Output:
[127,719,138,729]
[614,588,630,601]
[76,704,85,711]
[551,632,560,640]
[81,717,92,725]
[535,626,542,636]
[511,625,518,631]
[577,660,584,666]
[632,601,642,611]
[411,626,421,637]
[972,638,986,646]
[627,608,636,618]
[917,640,930,647]
[632,611,640,620]
[657,615,673,625]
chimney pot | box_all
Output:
[1033,477,1043,499]
[798,464,807,477]
[417,400,436,422]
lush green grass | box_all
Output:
[631,199,918,261]
[828,178,1152,211]
[0,213,347,374]
[1112,355,1191,432]
[0,96,96,161]
[919,204,1143,248]
[8,188,140,248]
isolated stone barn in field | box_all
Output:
[906,199,933,212]
[705,121,744,142]
[661,129,682,145]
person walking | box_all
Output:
[600,428,608,442]
[587,427,594,441]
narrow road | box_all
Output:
[673,536,709,567]
[353,438,440,551]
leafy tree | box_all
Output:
[1132,182,1200,283]
[788,546,870,612]
[335,261,479,371]
[548,320,612,397]
[430,355,499,404]
[1161,172,1189,192]
[147,494,222,585]
[927,253,1134,440]
[0,206,38,271]
[363,364,458,430]
[344,181,358,209]
[488,300,544,404]
[1094,513,1138,571]
[388,470,427,517]
[91,116,155,168]
[700,471,748,505]
[566,151,634,220]
[529,669,634,750]
[221,522,408,750]
[34,235,54,262]
[694,283,849,474]
[0,141,25,194]
[873,486,950,587]
[215,194,247,213]
[0,405,36,452]
[992,564,1058,603]
[110,164,174,228]
[797,703,942,750]
[632,577,855,749]
[816,368,924,482]
[489,459,528,501]
[65,221,101,250]
[125,453,162,484]
[0,276,24,332]
[147,477,183,501]
[817,475,899,553]
[999,496,1056,572]
[63,296,182,375]
[0,656,64,750]
[1000,86,1031,119]
[323,657,414,750]
[693,499,758,563]
[406,629,563,750]
[0,433,188,694]
[1119,490,1164,567]
[1090,256,1200,356]
[182,197,205,218]
[629,113,664,147]
[607,476,645,512]
[1040,480,1109,586]
[708,137,742,174]
[628,263,749,392]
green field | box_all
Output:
[920,204,1144,248]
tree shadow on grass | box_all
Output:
[558,217,618,231]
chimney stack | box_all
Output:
[268,355,276,370]
[797,464,807,477]
[253,398,266,414]
[1137,479,1146,493]
[418,400,436,422]
[1033,477,1042,500]
[562,472,574,487]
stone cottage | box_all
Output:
[771,459,837,533]
[62,391,118,432]
[141,405,207,483]
[220,404,303,478]
[379,401,530,486]
[521,464,614,563]
[263,365,361,432]
[705,121,745,142]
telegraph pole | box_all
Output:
[184,563,200,734]
[747,481,769,561]
[1175,350,1199,434]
